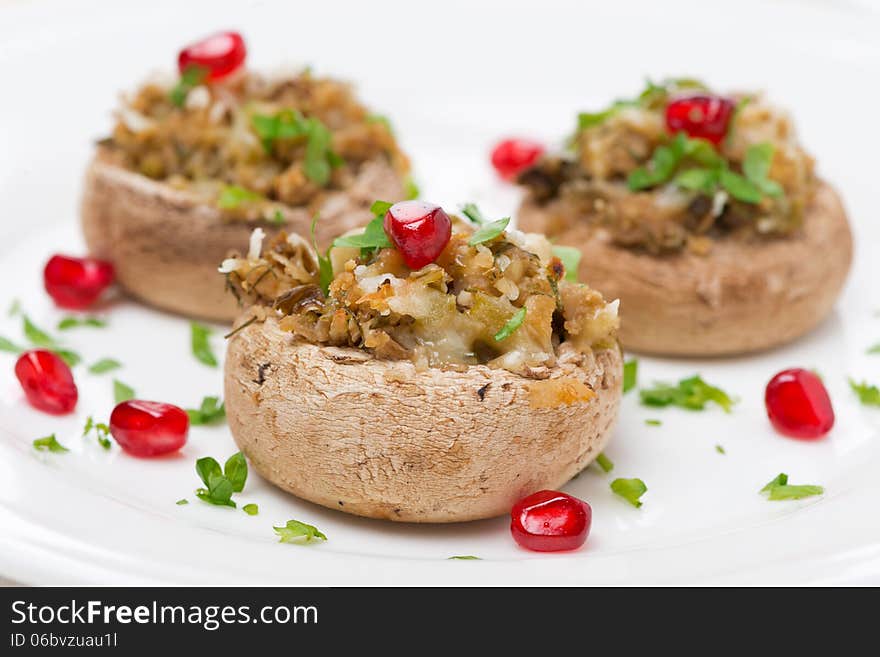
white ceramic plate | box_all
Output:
[1,0,880,585]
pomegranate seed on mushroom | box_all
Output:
[178,31,247,81]
[383,201,452,270]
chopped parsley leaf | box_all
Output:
[217,185,263,210]
[273,519,327,544]
[176,499,189,505]
[88,358,121,374]
[8,298,21,317]
[448,555,481,560]
[611,477,647,508]
[242,503,259,516]
[645,419,662,426]
[551,245,581,282]
[250,110,339,185]
[494,307,526,342]
[194,452,248,508]
[0,335,23,354]
[113,379,135,404]
[760,473,824,501]
[715,444,726,454]
[460,203,488,225]
[332,204,392,253]
[594,452,614,473]
[639,375,735,412]
[58,316,106,331]
[867,343,880,355]
[190,322,218,367]
[468,216,510,246]
[169,64,208,107]
[33,434,68,453]
[23,315,55,347]
[186,396,226,425]
[850,378,880,406]
[623,359,638,393]
[82,416,112,449]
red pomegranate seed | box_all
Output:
[110,400,189,457]
[665,94,735,145]
[43,254,115,310]
[765,368,834,440]
[491,138,544,180]
[510,490,592,552]
[383,201,452,270]
[14,350,78,415]
[178,31,247,81]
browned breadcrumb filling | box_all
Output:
[519,83,816,255]
[224,225,619,376]
[102,70,409,219]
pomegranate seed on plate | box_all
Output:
[178,31,247,81]
[664,94,735,145]
[765,368,834,439]
[110,400,189,457]
[510,490,592,552]
[14,350,78,415]
[383,201,452,270]
[490,138,544,180]
[43,254,114,310]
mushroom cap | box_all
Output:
[80,149,405,322]
[224,315,623,522]
[518,181,852,356]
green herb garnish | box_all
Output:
[0,336,23,354]
[849,378,880,406]
[23,315,55,347]
[611,477,647,508]
[54,350,81,368]
[640,375,735,412]
[645,419,662,426]
[113,379,135,404]
[195,452,248,508]
[250,111,340,185]
[22,316,80,365]
[460,203,487,225]
[494,307,526,342]
[186,396,226,425]
[170,64,208,107]
[190,322,218,367]
[867,343,880,355]
[623,359,638,394]
[759,473,824,501]
[273,519,327,544]
[595,452,614,473]
[468,216,510,246]
[218,185,263,210]
[715,444,726,454]
[88,358,121,374]
[8,299,22,317]
[448,555,481,560]
[332,203,393,255]
[33,434,68,453]
[242,503,259,516]
[551,245,581,282]
[58,316,106,331]
[82,416,112,450]
[176,499,189,505]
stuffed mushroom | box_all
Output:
[517,78,852,356]
[81,31,410,322]
[222,201,622,522]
